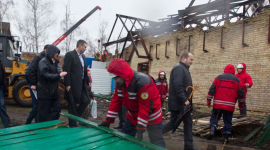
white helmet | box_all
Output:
[237,64,243,69]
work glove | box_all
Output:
[136,130,145,141]
[239,102,244,110]
[98,121,110,128]
[207,100,211,108]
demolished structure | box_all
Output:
[104,0,270,117]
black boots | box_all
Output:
[25,120,32,125]
[207,126,216,140]
[223,134,230,144]
[5,122,17,128]
[113,124,123,129]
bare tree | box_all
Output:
[82,21,109,58]
[15,17,34,52]
[16,0,56,53]
[59,0,75,53]
[98,21,108,54]
[84,30,98,57]
[0,0,14,33]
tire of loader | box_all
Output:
[12,78,32,107]
[13,79,67,107]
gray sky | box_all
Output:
[9,0,210,52]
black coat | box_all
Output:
[63,50,90,104]
[37,45,60,100]
[30,51,46,85]
[168,62,193,111]
[0,60,7,92]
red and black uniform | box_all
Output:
[235,63,253,98]
[104,59,165,148]
[155,70,169,106]
[235,63,253,115]
[207,64,245,111]
[207,64,244,135]
[105,59,162,130]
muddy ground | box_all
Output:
[1,99,269,150]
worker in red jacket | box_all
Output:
[155,70,169,107]
[206,64,244,143]
[98,59,165,148]
[235,63,253,116]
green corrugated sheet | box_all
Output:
[0,113,165,150]
[255,115,270,147]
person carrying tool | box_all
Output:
[98,59,165,148]
[37,45,67,122]
[162,52,199,150]
[155,70,169,107]
[235,63,253,116]
[99,52,107,62]
[95,51,100,61]
[206,64,245,143]
[25,44,49,124]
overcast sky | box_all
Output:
[8,0,210,51]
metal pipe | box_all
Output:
[165,41,170,58]
[188,35,192,52]
[176,38,180,56]
[156,44,160,60]
[203,31,208,52]
[242,21,248,47]
[220,27,225,49]
[268,15,270,43]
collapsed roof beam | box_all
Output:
[188,0,196,8]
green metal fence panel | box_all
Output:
[53,134,114,150]
[0,113,166,150]
[0,120,63,136]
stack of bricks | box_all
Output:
[120,8,270,117]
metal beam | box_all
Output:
[176,38,180,56]
[188,0,196,8]
[107,16,118,43]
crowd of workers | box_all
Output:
[0,39,253,149]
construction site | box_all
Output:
[0,0,270,150]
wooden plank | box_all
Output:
[0,120,63,136]
[243,126,262,142]
[70,137,122,150]
[61,112,166,150]
[0,127,88,148]
[53,133,114,150]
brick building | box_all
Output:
[120,8,270,117]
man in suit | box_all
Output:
[63,40,91,127]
